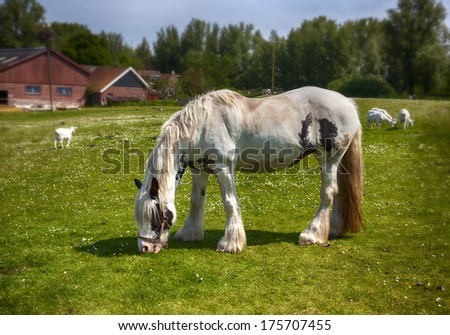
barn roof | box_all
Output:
[83,66,149,93]
[0,48,45,71]
[0,47,88,74]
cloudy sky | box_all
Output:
[38,0,448,47]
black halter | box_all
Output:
[138,234,155,243]
[138,209,170,244]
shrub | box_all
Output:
[329,76,395,98]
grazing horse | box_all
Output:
[134,87,363,254]
[54,127,76,149]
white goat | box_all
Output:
[398,109,414,130]
[367,108,396,129]
[54,127,76,149]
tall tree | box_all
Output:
[62,31,111,66]
[180,18,209,72]
[286,17,352,89]
[153,25,181,73]
[0,0,46,48]
[179,21,235,93]
[241,30,274,89]
[134,37,153,70]
[205,23,220,54]
[51,22,91,52]
[218,22,254,87]
[101,31,135,67]
[181,18,209,55]
[384,0,448,95]
[343,18,387,77]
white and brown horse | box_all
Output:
[134,87,363,253]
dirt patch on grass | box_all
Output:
[0,106,21,113]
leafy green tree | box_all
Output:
[241,30,274,89]
[415,41,449,94]
[180,18,209,72]
[205,23,220,54]
[0,0,46,48]
[153,25,181,73]
[343,18,387,77]
[286,17,352,89]
[181,18,209,55]
[134,37,153,70]
[218,22,254,88]
[101,31,135,67]
[384,0,448,95]
[51,22,91,52]
[62,31,111,66]
[179,21,236,93]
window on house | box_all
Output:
[25,85,41,95]
[56,87,72,96]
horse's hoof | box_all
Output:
[216,241,243,254]
[298,232,325,246]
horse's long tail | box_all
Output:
[337,127,363,233]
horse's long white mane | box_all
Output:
[162,89,240,140]
[145,90,240,203]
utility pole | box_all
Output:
[46,47,54,111]
[38,25,55,111]
[271,43,275,95]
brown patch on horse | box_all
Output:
[318,119,338,152]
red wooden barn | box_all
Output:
[0,47,89,109]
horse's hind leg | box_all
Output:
[215,165,246,253]
[174,170,209,242]
[299,153,342,246]
[330,187,344,239]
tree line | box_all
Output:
[1,0,449,97]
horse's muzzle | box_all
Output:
[138,230,170,254]
[140,243,162,254]
[138,235,166,254]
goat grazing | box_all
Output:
[54,127,76,149]
[367,108,396,129]
[398,109,414,130]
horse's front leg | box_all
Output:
[174,170,209,242]
[299,155,340,246]
[215,166,246,253]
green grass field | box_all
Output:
[0,97,449,315]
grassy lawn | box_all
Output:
[0,97,449,315]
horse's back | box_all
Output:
[282,86,358,120]
[245,86,360,137]
[205,87,360,147]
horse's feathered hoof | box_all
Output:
[216,239,245,254]
[298,232,327,246]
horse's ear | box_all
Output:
[150,177,159,199]
[134,179,142,190]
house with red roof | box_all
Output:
[83,65,149,106]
